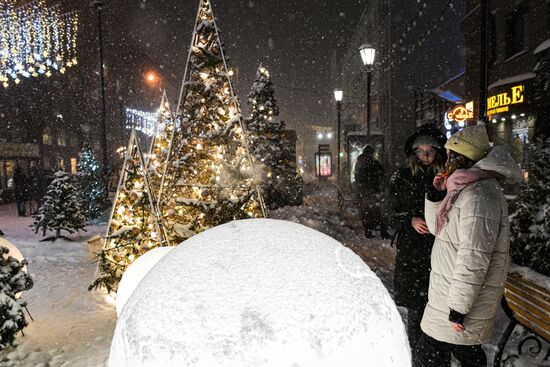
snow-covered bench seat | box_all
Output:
[493,265,550,366]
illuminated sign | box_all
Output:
[447,104,474,123]
[487,85,525,115]
[315,152,332,177]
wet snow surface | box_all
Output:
[0,180,537,366]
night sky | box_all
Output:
[108,0,369,131]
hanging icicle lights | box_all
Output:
[0,0,79,88]
[125,108,158,137]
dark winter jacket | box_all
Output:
[13,167,29,202]
[389,123,447,308]
[388,166,439,308]
[354,153,384,197]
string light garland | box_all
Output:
[125,107,158,137]
[0,0,79,88]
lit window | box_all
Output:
[71,158,77,175]
[57,129,67,146]
[43,128,53,145]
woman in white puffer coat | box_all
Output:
[413,125,522,367]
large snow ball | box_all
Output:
[0,238,25,264]
[116,246,175,317]
[109,219,410,367]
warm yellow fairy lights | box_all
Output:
[146,91,175,214]
[90,130,166,293]
[0,0,79,88]
[157,0,265,244]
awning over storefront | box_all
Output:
[0,143,39,159]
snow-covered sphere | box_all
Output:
[0,238,25,264]
[109,219,410,367]
[116,246,175,317]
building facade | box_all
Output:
[463,0,550,166]
[0,0,177,201]
[338,0,466,178]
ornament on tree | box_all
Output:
[0,244,34,351]
[246,64,303,209]
[158,0,265,244]
[146,90,174,211]
[32,170,86,241]
[75,145,109,220]
[90,130,166,294]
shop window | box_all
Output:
[43,128,53,145]
[505,5,527,59]
[5,161,14,188]
[71,158,77,175]
[57,129,67,147]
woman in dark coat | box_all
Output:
[387,124,447,359]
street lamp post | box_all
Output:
[92,0,109,184]
[359,43,376,137]
[334,89,343,180]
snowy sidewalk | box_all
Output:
[0,183,526,366]
[0,203,116,367]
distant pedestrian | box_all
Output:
[13,165,29,217]
[354,145,389,238]
[414,125,522,367]
[387,124,447,361]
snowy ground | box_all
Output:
[0,179,543,366]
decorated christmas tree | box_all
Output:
[246,64,303,209]
[158,0,265,244]
[0,246,34,351]
[146,91,174,209]
[90,131,165,293]
[509,55,550,276]
[75,145,108,220]
[32,170,86,241]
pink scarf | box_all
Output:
[435,168,499,234]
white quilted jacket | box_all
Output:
[421,146,522,345]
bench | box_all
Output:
[493,268,550,366]
[334,184,355,210]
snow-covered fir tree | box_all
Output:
[246,64,303,209]
[146,91,174,208]
[509,54,550,276]
[158,0,265,244]
[75,145,108,220]
[32,170,86,241]
[91,131,165,293]
[0,246,33,350]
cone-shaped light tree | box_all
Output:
[246,64,303,209]
[158,0,265,244]
[146,90,174,209]
[90,131,165,293]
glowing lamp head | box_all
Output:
[146,72,156,82]
[334,89,343,102]
[359,43,376,66]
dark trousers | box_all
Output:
[360,195,389,237]
[407,306,425,357]
[16,200,26,216]
[413,332,486,367]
